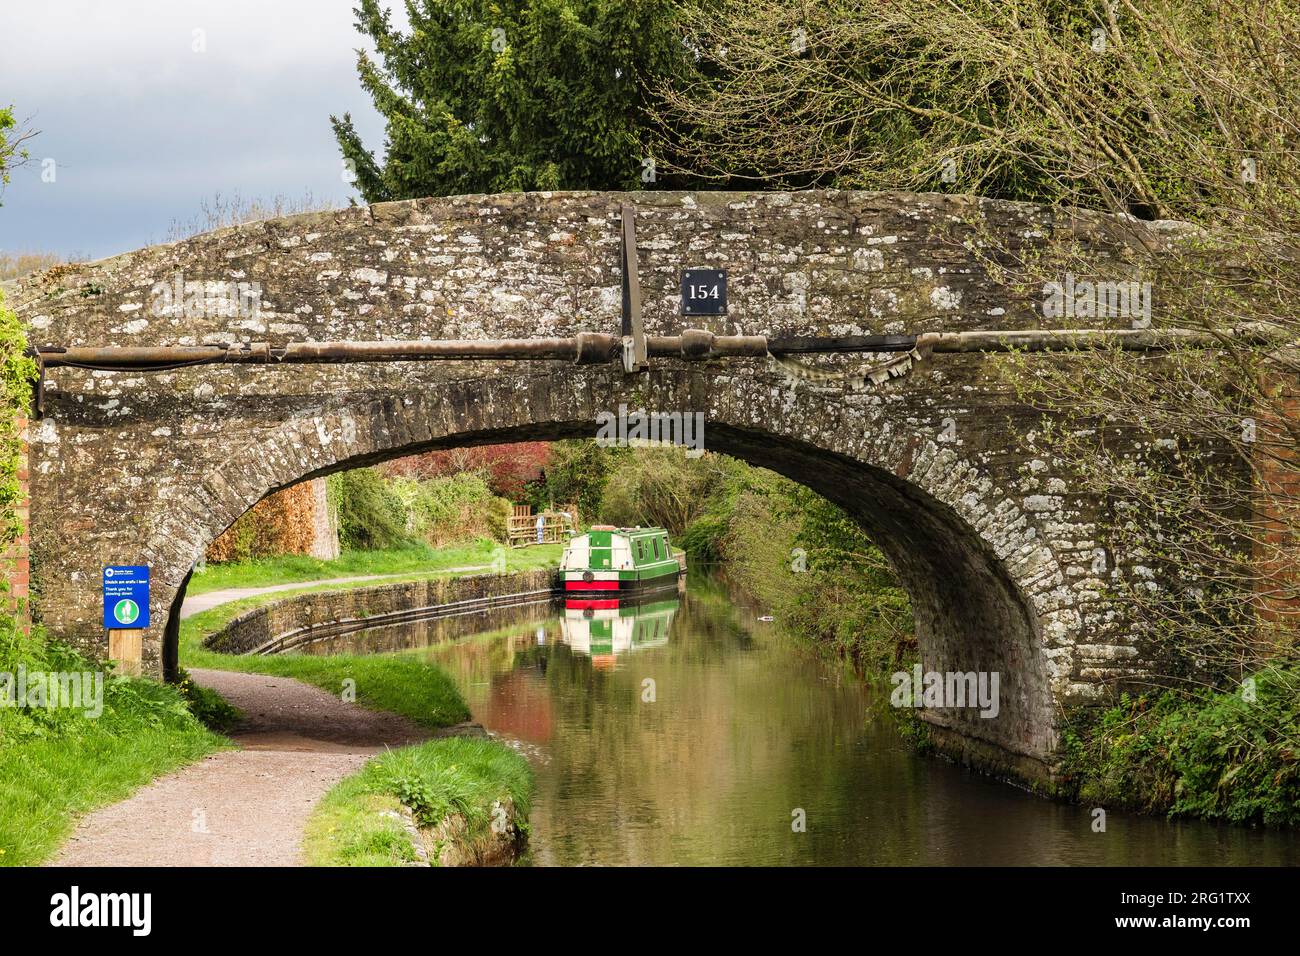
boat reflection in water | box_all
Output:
[559,595,678,670]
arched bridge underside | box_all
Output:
[12,189,1190,788]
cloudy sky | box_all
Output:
[0,1,395,261]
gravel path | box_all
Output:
[50,669,475,867]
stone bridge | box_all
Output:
[10,189,1189,789]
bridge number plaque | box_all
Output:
[103,565,150,629]
[681,269,727,316]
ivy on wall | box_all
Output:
[0,289,34,546]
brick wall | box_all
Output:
[1252,374,1300,634]
[1,414,29,619]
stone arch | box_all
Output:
[151,365,1073,784]
[17,187,1181,791]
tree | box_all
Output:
[332,0,703,201]
[381,441,550,499]
[532,439,617,520]
[0,105,36,207]
[656,0,1300,688]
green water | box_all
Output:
[302,576,1300,866]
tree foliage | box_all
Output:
[0,105,35,207]
[332,0,702,201]
[382,441,550,500]
[658,0,1300,693]
[600,447,734,534]
[529,439,616,520]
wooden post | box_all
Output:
[109,629,143,677]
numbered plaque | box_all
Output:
[681,269,727,315]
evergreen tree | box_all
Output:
[331,0,696,201]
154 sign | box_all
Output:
[681,269,727,315]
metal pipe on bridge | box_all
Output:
[29,325,1282,371]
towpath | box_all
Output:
[52,573,487,866]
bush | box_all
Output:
[391,473,507,548]
[1064,667,1300,826]
[329,468,410,551]
[678,512,730,563]
[533,440,617,520]
[207,481,324,562]
[600,449,737,535]
[328,468,511,553]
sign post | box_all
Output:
[104,565,149,676]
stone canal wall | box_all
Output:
[204,570,558,656]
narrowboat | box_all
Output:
[559,525,686,597]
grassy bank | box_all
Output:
[659,456,914,674]
[189,538,562,594]
[0,620,228,866]
[303,736,533,866]
[182,543,563,728]
[1062,665,1300,827]
[182,584,472,728]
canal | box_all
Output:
[300,574,1300,866]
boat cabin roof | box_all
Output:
[581,526,669,541]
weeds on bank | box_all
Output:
[1062,665,1300,827]
[303,737,533,866]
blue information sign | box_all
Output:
[103,565,150,629]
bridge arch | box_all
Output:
[145,365,1066,783]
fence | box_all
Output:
[507,503,579,548]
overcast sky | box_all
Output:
[0,1,396,261]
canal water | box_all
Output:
[299,575,1300,866]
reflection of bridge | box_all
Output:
[10,189,1219,789]
[559,598,677,669]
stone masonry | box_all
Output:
[8,189,1200,788]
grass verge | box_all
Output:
[0,620,228,866]
[303,736,533,866]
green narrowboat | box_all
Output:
[560,525,685,596]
